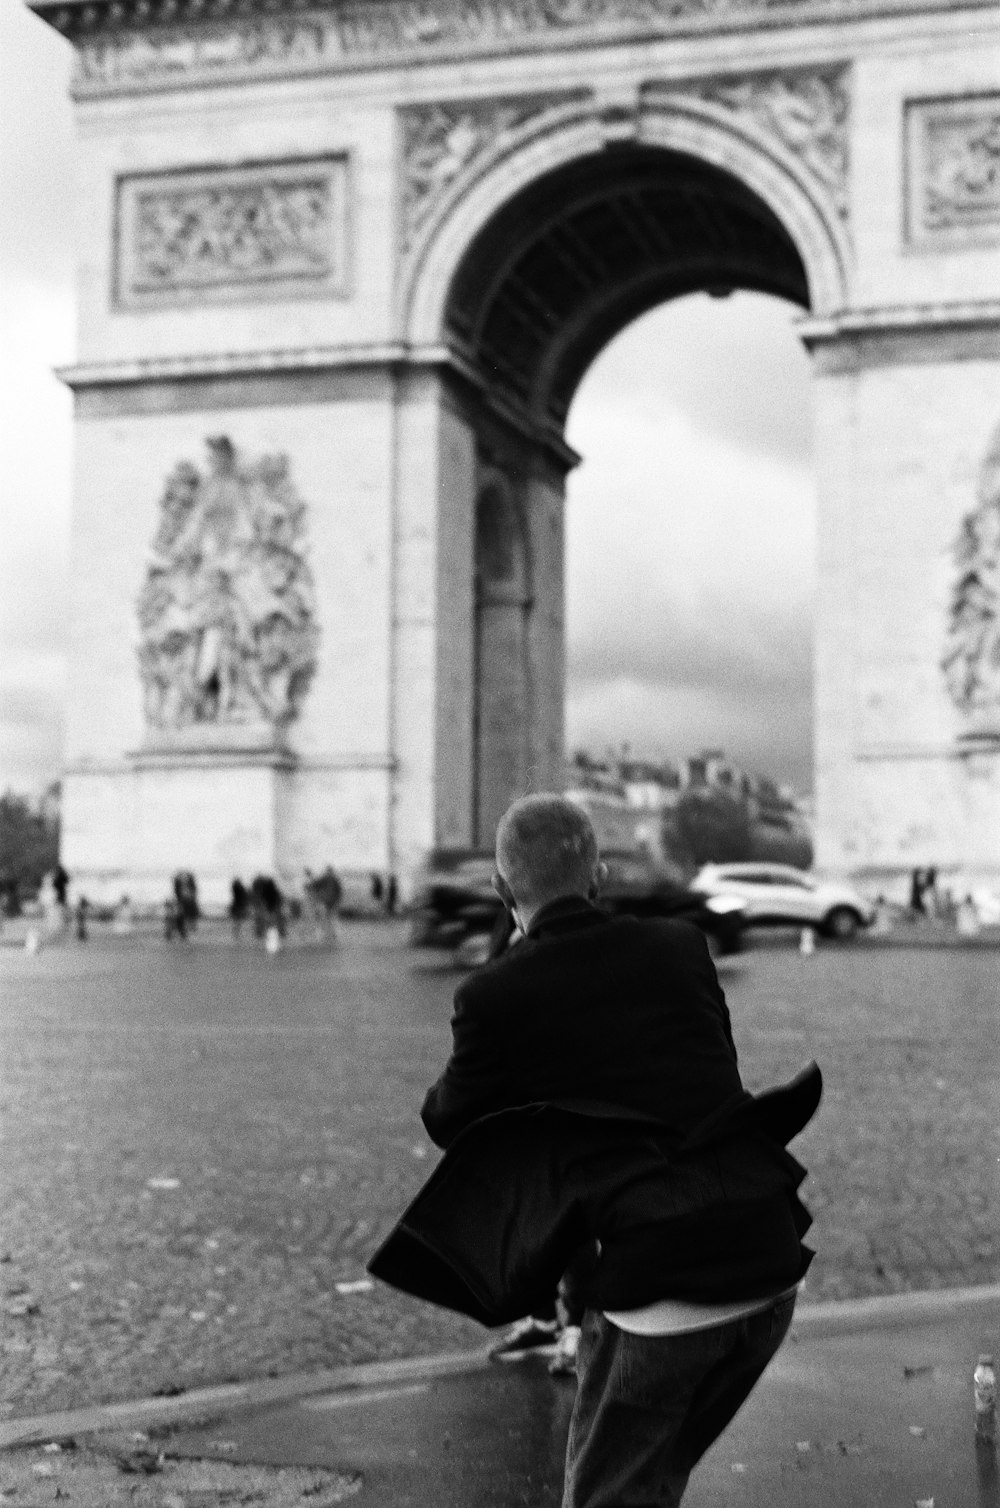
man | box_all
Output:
[372,794,819,1507]
[316,864,343,943]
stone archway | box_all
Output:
[38,0,1000,899]
[404,108,830,853]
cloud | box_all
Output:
[570,291,815,470]
[0,1,76,287]
[0,654,65,795]
[0,548,70,656]
[566,675,813,790]
[569,591,811,700]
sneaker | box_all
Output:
[548,1324,581,1377]
[489,1316,560,1361]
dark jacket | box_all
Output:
[421,898,744,1149]
[369,898,821,1325]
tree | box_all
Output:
[0,791,60,911]
[664,788,753,871]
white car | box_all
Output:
[693,863,875,940]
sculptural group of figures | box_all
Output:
[942,421,1000,723]
[137,436,319,732]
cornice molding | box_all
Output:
[67,751,399,774]
[28,0,996,98]
[798,298,1000,343]
[57,342,434,387]
[56,341,582,467]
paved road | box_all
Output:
[4,1290,996,1508]
[1,924,997,1419]
[162,1292,1000,1508]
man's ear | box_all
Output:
[588,860,608,900]
[492,872,516,912]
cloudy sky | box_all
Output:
[0,0,816,798]
[565,295,815,789]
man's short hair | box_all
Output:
[496,794,599,908]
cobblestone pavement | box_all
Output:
[1,924,997,1421]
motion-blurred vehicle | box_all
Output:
[693,862,875,940]
[408,847,748,964]
[407,851,499,953]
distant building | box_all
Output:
[619,759,682,812]
[568,744,814,860]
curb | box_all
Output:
[789,1281,1000,1335]
[0,1346,494,1451]
[4,1283,999,1452]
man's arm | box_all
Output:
[420,979,510,1148]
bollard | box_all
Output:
[975,1354,996,1441]
[24,928,40,956]
[799,927,815,956]
[264,926,282,955]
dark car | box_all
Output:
[407,846,747,964]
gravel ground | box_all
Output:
[1,922,997,1422]
[0,1432,362,1506]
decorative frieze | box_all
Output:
[906,95,1000,248]
[74,18,344,94]
[50,0,958,99]
[115,158,349,308]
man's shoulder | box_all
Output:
[461,910,706,993]
[594,911,710,954]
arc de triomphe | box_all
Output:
[31,0,1000,903]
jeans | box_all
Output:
[562,1294,796,1508]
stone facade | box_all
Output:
[30,0,1000,899]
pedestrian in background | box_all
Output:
[923,865,940,920]
[909,866,927,918]
[229,877,249,941]
[174,871,199,934]
[315,865,342,943]
[37,872,62,940]
[53,864,69,919]
[303,869,324,940]
[112,893,134,935]
[164,893,186,941]
[74,894,90,942]
[250,874,284,941]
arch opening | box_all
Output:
[453,141,815,851]
[445,144,811,433]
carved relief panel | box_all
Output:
[942,420,1000,738]
[694,70,850,220]
[137,436,320,735]
[906,95,1000,249]
[114,157,349,308]
[399,98,570,254]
